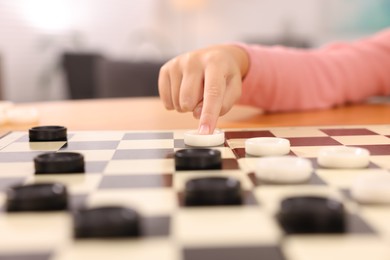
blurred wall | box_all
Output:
[0,0,388,102]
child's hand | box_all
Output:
[158,45,249,134]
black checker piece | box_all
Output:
[6,183,68,212]
[184,177,242,206]
[277,196,345,234]
[29,126,67,142]
[34,152,84,174]
[74,206,140,238]
[175,149,222,170]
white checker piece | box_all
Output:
[255,156,313,184]
[245,137,290,156]
[183,129,225,147]
[317,146,370,169]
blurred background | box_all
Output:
[0,0,389,102]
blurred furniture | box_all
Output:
[61,53,165,99]
[61,53,102,99]
[95,59,162,98]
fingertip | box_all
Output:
[198,124,210,135]
[198,112,217,135]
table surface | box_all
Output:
[2,97,390,133]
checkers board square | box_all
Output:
[225,130,274,139]
[141,215,171,237]
[0,253,52,260]
[287,137,341,146]
[84,161,108,173]
[123,132,174,140]
[112,148,173,160]
[350,144,390,155]
[87,188,177,216]
[320,128,378,136]
[61,141,119,150]
[183,245,284,260]
[0,151,44,162]
[98,174,173,189]
[0,177,26,191]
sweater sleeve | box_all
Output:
[237,29,390,112]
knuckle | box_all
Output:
[203,50,225,64]
[181,52,202,71]
[206,84,223,98]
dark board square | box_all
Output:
[222,159,240,170]
[69,194,88,210]
[123,132,174,140]
[183,246,285,260]
[0,178,26,191]
[288,137,341,146]
[174,139,186,149]
[141,216,171,237]
[346,213,377,234]
[61,141,119,150]
[225,130,275,140]
[0,253,52,260]
[99,174,173,189]
[320,128,378,136]
[113,149,174,160]
[85,161,108,173]
[0,152,44,162]
[350,144,390,155]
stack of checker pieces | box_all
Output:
[0,125,389,260]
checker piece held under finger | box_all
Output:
[184,129,225,147]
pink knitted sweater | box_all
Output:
[238,29,390,111]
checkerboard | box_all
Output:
[0,125,390,260]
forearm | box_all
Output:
[237,29,390,111]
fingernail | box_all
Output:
[198,124,210,135]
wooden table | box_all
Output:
[1,97,390,133]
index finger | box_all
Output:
[198,65,226,135]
